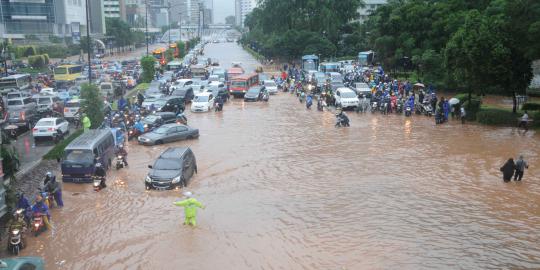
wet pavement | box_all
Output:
[7,43,540,270]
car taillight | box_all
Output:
[48,128,54,131]
[64,108,69,112]
[20,111,25,120]
[32,128,38,131]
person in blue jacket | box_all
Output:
[133,120,145,133]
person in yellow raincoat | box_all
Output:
[173,191,205,226]
[82,113,91,131]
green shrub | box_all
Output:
[80,84,104,128]
[28,55,47,68]
[48,35,63,44]
[140,55,155,83]
[39,45,69,58]
[43,129,84,160]
[477,108,518,126]
[521,102,540,111]
[42,54,49,64]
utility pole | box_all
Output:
[85,0,92,84]
[168,1,171,45]
[145,0,149,55]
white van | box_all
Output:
[100,82,113,96]
[191,92,214,112]
[334,88,359,109]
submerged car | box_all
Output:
[145,147,197,190]
[244,86,265,102]
[138,123,199,145]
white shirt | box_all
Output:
[522,113,529,121]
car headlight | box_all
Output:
[145,176,152,183]
[172,176,181,184]
[144,124,148,128]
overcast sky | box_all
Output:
[212,0,234,24]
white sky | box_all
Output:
[212,0,234,23]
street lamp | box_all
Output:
[85,0,92,84]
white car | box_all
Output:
[32,117,69,141]
[191,92,215,112]
[263,80,278,95]
[40,88,58,96]
[64,99,84,119]
[335,88,359,109]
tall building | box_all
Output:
[89,0,107,35]
[0,0,89,39]
[235,0,256,27]
[103,0,127,20]
[357,0,387,22]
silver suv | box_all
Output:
[7,97,36,112]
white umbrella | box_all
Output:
[449,98,460,105]
[414,83,425,88]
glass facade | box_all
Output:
[0,0,56,34]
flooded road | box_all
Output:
[16,43,540,269]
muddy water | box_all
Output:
[11,43,540,270]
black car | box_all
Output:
[171,87,194,102]
[159,96,185,113]
[145,147,197,190]
[141,112,177,130]
[244,86,265,102]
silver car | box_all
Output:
[263,80,278,95]
[138,123,199,145]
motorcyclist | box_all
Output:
[137,91,145,106]
[116,145,129,166]
[16,192,31,223]
[215,95,224,110]
[6,208,28,246]
[43,171,56,186]
[31,195,51,230]
[336,110,350,127]
[306,94,313,109]
[44,174,64,207]
[133,119,145,134]
[94,162,107,189]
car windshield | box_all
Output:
[66,102,80,108]
[144,97,158,102]
[265,81,276,87]
[154,158,182,170]
[7,100,22,105]
[143,115,158,123]
[38,98,52,104]
[231,81,246,87]
[194,95,209,102]
[64,150,94,166]
[7,93,21,99]
[174,90,187,96]
[36,120,54,126]
[341,92,357,98]
[247,88,259,94]
[154,99,168,106]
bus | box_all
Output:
[230,74,259,97]
[0,74,31,94]
[54,65,83,82]
[169,43,179,58]
[319,62,340,74]
[153,48,167,65]
[358,50,375,66]
[61,129,116,183]
[302,55,319,72]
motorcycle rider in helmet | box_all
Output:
[94,163,107,189]
[116,145,129,166]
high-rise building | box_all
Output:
[89,0,107,35]
[357,0,387,22]
[235,0,256,27]
[0,0,91,39]
[104,0,121,18]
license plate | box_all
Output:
[40,129,47,132]
[155,187,166,191]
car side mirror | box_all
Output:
[148,165,153,169]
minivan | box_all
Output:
[61,129,116,183]
[145,147,197,190]
[7,97,36,112]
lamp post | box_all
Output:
[85,0,92,84]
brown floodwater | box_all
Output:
[8,43,540,270]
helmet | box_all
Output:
[183,191,192,198]
[95,163,102,167]
[46,171,52,177]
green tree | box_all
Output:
[165,49,174,62]
[225,15,236,25]
[444,11,512,104]
[80,83,104,129]
[176,41,185,58]
[140,56,155,83]
[106,17,135,49]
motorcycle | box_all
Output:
[306,98,313,109]
[405,106,412,117]
[32,213,46,237]
[38,188,54,209]
[422,102,433,116]
[299,93,305,103]
[396,100,403,114]
[262,93,269,102]
[8,209,26,254]
[380,101,388,115]
[215,102,223,112]
[93,176,105,192]
[176,113,188,125]
[116,155,126,170]
[128,128,141,141]
[335,114,350,127]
